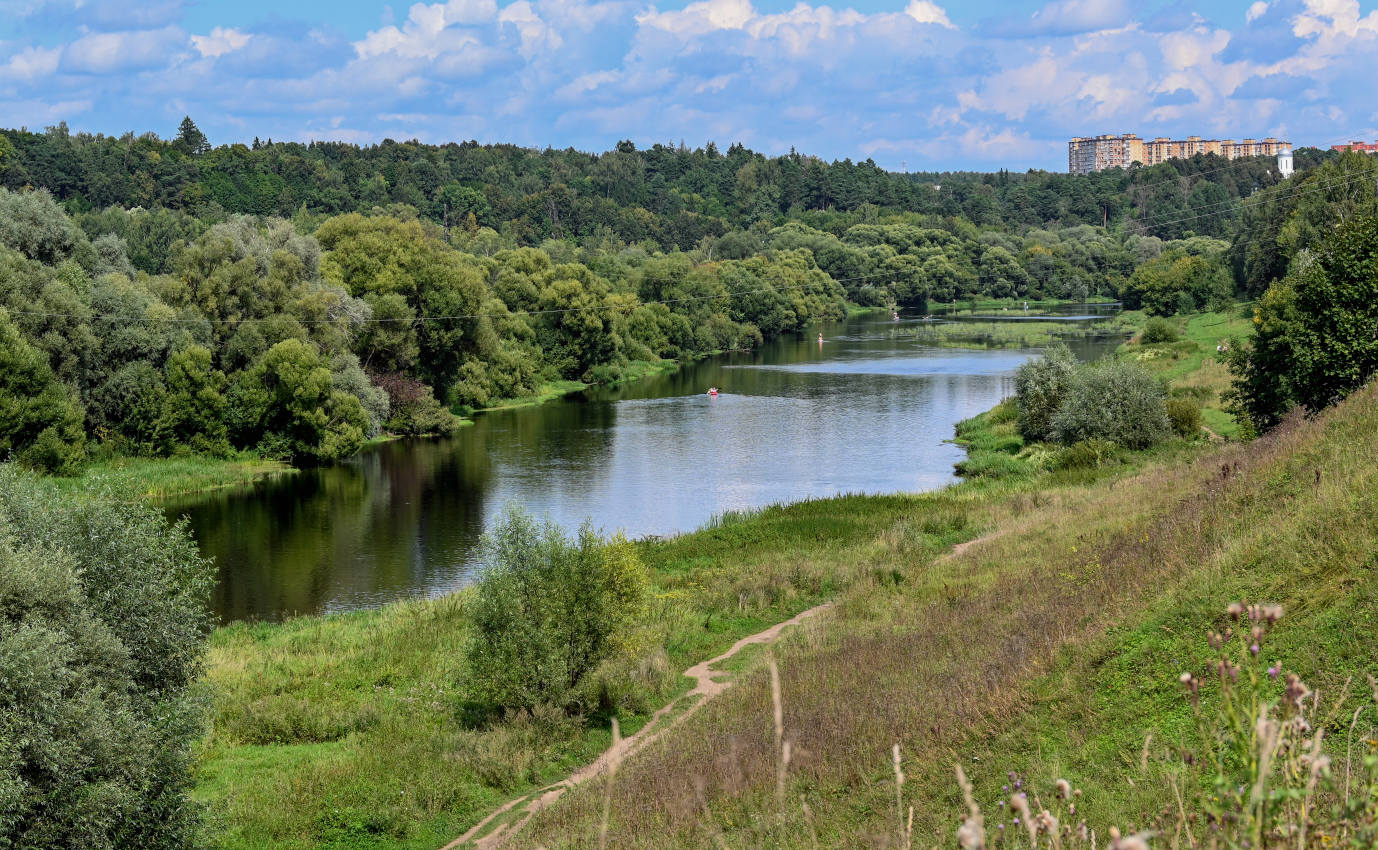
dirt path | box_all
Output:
[441,602,835,849]
[944,527,1007,561]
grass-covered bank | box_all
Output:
[52,453,291,500]
[196,488,999,849]
[512,379,1378,849]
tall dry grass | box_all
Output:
[514,381,1378,848]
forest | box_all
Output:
[0,117,1363,471]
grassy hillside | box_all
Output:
[514,380,1378,848]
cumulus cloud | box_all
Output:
[61,26,186,73]
[8,0,1378,170]
[0,45,61,80]
[981,0,1132,38]
[190,27,250,59]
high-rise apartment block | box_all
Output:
[1068,133,1292,174]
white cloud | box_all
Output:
[986,0,1131,38]
[190,27,250,58]
[904,0,953,29]
[61,26,187,73]
[1246,2,1269,23]
[1157,27,1230,70]
[636,0,753,36]
[0,46,61,80]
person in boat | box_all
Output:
[817,333,824,343]
[707,386,718,395]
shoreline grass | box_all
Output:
[53,453,292,501]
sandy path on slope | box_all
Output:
[440,602,835,850]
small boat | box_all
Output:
[707,387,719,396]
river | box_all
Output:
[168,306,1125,623]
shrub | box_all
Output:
[1052,438,1118,470]
[1141,316,1179,344]
[466,508,649,712]
[1052,360,1171,449]
[0,465,212,848]
[1166,396,1203,438]
[1013,343,1076,442]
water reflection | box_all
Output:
[172,308,1126,623]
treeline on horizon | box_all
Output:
[0,117,1370,472]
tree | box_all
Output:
[227,339,368,463]
[1228,214,1378,430]
[0,465,212,848]
[0,309,85,473]
[466,508,648,711]
[174,116,210,156]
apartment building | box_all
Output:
[1068,134,1144,174]
[1069,133,1291,173]
[1332,140,1378,154]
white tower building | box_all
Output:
[1278,146,1294,178]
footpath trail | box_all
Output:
[440,603,835,850]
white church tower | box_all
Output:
[1278,145,1294,178]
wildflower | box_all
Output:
[1180,671,1200,707]
[1267,665,1279,679]
[1227,601,1245,619]
[1109,827,1152,850]
[1055,778,1072,800]
[957,817,984,849]
[1285,673,1312,709]
[1250,643,1260,656]
[1263,604,1283,623]
[1037,810,1058,834]
[1010,793,1030,822]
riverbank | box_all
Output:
[195,437,1191,849]
[53,453,292,501]
[513,376,1378,850]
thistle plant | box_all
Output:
[948,602,1378,849]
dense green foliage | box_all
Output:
[1,120,1318,246]
[1229,214,1378,430]
[1052,359,1171,449]
[466,509,649,713]
[0,118,1348,468]
[0,465,211,848]
[1012,342,1075,442]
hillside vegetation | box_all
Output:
[513,378,1378,849]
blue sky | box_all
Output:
[1,0,1375,171]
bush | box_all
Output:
[1166,396,1203,438]
[1052,438,1118,470]
[0,465,212,848]
[1013,343,1076,442]
[1141,317,1179,344]
[466,508,649,712]
[1052,360,1171,449]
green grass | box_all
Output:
[52,453,290,500]
[1119,307,1254,437]
[511,380,1378,849]
[195,487,1003,850]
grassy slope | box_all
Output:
[196,491,993,849]
[1121,308,1254,438]
[514,382,1378,848]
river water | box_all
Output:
[169,307,1124,623]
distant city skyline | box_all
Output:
[1,0,1376,171]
